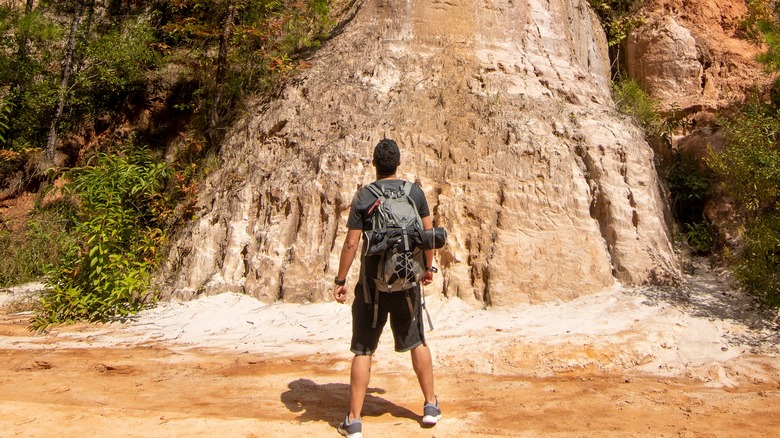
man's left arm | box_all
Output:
[333,228,362,303]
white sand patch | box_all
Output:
[1,262,778,387]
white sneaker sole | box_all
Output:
[422,413,442,425]
[338,428,362,438]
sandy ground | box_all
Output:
[1,261,780,437]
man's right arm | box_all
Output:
[332,228,362,303]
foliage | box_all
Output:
[0,0,337,328]
[613,79,715,254]
[738,0,777,42]
[612,79,665,136]
[708,101,780,306]
[0,201,76,288]
[708,103,780,213]
[72,15,161,117]
[681,222,715,255]
[0,0,333,157]
[0,6,64,151]
[588,0,644,47]
[32,147,172,330]
[0,94,9,143]
[666,152,714,254]
[151,0,332,143]
[731,212,780,307]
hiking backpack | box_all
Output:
[360,181,447,330]
[362,181,426,293]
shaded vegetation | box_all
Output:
[587,0,644,47]
[613,79,715,255]
[0,0,335,329]
[0,200,76,288]
[704,0,780,308]
[708,99,780,307]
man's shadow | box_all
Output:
[281,378,419,428]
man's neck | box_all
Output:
[375,173,398,181]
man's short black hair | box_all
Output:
[373,139,400,175]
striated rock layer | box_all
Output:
[159,0,679,305]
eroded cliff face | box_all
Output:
[626,0,768,114]
[159,0,679,305]
[625,0,774,243]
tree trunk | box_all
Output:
[44,5,83,168]
[208,3,237,145]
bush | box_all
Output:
[588,0,644,47]
[732,212,780,307]
[708,101,780,307]
[0,201,75,288]
[665,152,714,254]
[708,103,780,213]
[0,7,63,151]
[72,15,161,116]
[613,79,665,136]
[32,147,172,330]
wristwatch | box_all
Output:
[426,266,438,273]
[334,277,346,286]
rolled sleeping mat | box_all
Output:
[420,227,447,250]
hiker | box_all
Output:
[332,138,442,437]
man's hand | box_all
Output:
[333,284,348,303]
[422,270,433,285]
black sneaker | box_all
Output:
[337,416,362,438]
[422,397,442,426]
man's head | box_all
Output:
[372,139,401,176]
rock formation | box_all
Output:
[159,0,679,305]
[626,0,769,115]
[625,0,774,244]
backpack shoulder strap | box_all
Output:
[401,181,414,196]
[366,183,384,199]
[401,181,420,212]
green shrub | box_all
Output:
[665,152,714,254]
[0,7,63,150]
[613,79,664,135]
[666,153,710,218]
[588,0,644,47]
[732,212,780,307]
[682,222,716,255]
[708,103,780,213]
[0,201,76,288]
[708,101,780,307]
[32,147,171,330]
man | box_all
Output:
[332,139,442,437]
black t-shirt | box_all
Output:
[347,179,430,231]
[347,179,430,282]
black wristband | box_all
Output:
[334,277,346,286]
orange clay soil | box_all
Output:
[1,310,779,438]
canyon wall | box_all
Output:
[625,0,773,242]
[159,0,679,305]
[627,0,768,115]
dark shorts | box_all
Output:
[351,283,426,355]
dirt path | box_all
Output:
[2,264,780,437]
[1,314,779,437]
